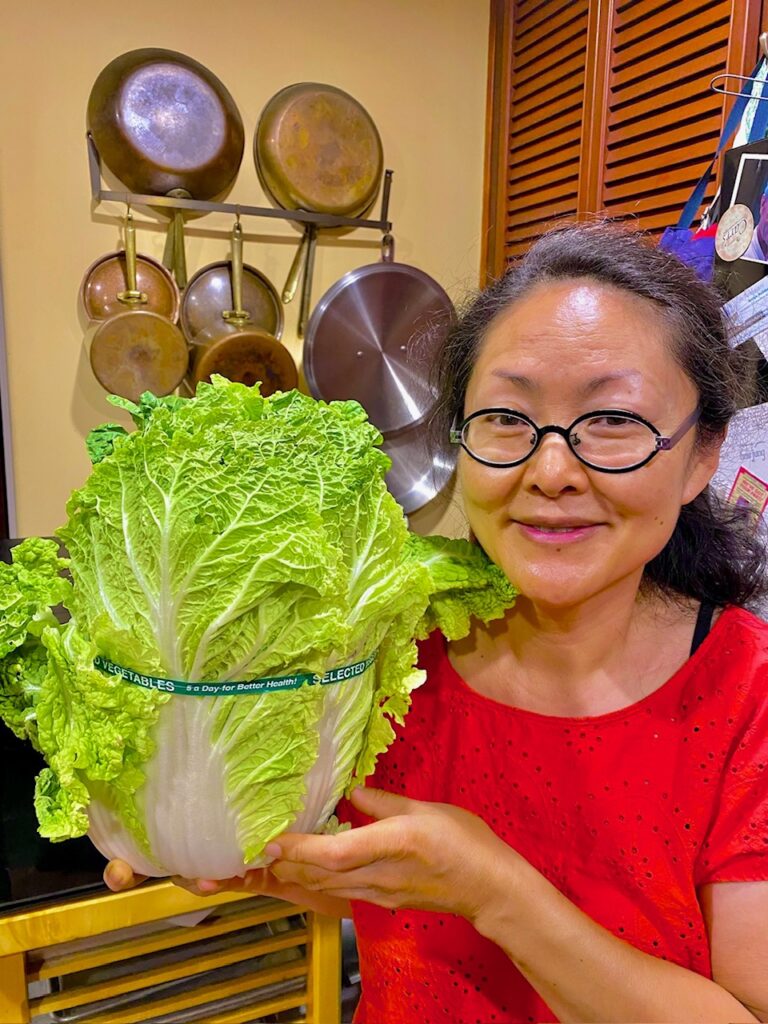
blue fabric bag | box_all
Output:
[660,60,768,280]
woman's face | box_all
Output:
[458,279,721,612]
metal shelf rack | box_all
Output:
[86,133,393,232]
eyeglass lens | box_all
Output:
[462,412,658,469]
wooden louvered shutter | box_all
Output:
[482,0,764,280]
[593,0,762,230]
[483,0,590,271]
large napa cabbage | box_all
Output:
[0,379,516,879]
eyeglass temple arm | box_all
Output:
[655,408,702,451]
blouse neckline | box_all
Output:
[440,604,742,726]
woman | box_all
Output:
[107,223,768,1023]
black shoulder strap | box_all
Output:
[690,601,716,657]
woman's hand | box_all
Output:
[102,858,351,918]
[267,787,518,923]
[102,858,263,897]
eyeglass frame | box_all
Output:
[449,406,702,474]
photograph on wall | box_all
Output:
[730,152,768,264]
[714,139,768,299]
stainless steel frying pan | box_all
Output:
[303,235,455,508]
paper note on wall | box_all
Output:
[712,402,768,521]
[727,466,768,517]
[724,277,768,358]
[711,403,768,620]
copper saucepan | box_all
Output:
[180,255,283,344]
[87,48,245,287]
[188,221,297,395]
[80,218,181,323]
[254,82,384,336]
[86,212,189,402]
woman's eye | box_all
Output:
[587,415,633,429]
[487,414,527,429]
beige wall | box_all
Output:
[0,0,485,539]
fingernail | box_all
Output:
[197,879,219,893]
[265,843,282,858]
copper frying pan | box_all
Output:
[87,48,245,287]
[254,82,383,335]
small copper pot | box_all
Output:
[85,213,189,402]
[188,221,297,396]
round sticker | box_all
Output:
[716,204,754,261]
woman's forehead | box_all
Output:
[475,280,678,373]
[467,279,696,404]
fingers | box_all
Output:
[103,859,146,892]
[169,868,276,898]
[349,786,413,819]
[269,858,398,906]
[171,874,254,897]
[267,830,379,873]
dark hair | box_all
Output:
[431,220,767,607]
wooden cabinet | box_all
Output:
[483,0,765,280]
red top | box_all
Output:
[339,605,768,1024]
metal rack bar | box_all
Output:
[87,133,393,232]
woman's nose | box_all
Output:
[522,432,588,495]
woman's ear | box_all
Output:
[682,430,725,505]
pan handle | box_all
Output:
[381,233,395,263]
[161,189,190,289]
[117,209,148,306]
[223,219,251,325]
[282,226,310,303]
[297,224,318,339]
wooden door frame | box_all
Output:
[576,0,612,217]
[481,0,514,285]
[0,266,14,540]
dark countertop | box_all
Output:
[0,538,17,562]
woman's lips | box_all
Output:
[515,521,601,544]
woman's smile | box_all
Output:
[513,519,603,544]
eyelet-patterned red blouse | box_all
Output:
[339,605,768,1024]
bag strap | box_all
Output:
[689,601,716,656]
[677,60,764,230]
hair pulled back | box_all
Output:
[431,221,766,607]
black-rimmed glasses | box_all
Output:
[450,407,702,473]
